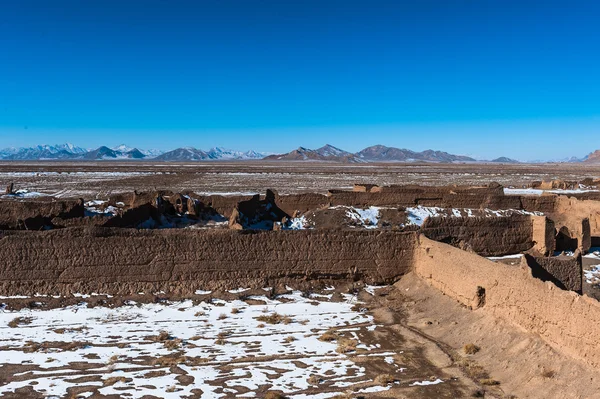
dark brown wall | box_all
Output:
[420,215,535,256]
[524,253,583,294]
[0,199,84,230]
[327,187,524,210]
[0,228,417,296]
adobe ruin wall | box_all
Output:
[414,236,600,368]
[0,228,417,296]
[420,215,537,256]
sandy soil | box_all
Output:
[394,273,600,399]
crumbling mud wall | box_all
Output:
[328,184,523,209]
[0,199,84,230]
[552,196,600,241]
[420,215,537,256]
[414,236,600,368]
[524,253,583,294]
[531,216,556,256]
[0,228,417,296]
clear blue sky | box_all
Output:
[0,0,599,160]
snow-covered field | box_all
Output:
[504,188,600,196]
[0,288,438,398]
[584,249,600,284]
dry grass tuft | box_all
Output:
[480,378,500,386]
[255,312,292,325]
[351,303,366,312]
[218,313,228,320]
[318,329,339,342]
[151,354,209,367]
[8,317,33,328]
[231,308,240,314]
[336,338,358,353]
[194,311,206,317]
[374,373,396,385]
[284,336,296,343]
[148,330,172,342]
[307,375,321,385]
[103,376,128,386]
[108,355,119,364]
[264,391,288,399]
[164,338,182,350]
[464,343,481,355]
[541,369,556,379]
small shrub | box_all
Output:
[374,373,396,385]
[255,312,292,325]
[164,338,182,350]
[194,311,206,317]
[480,378,500,386]
[351,303,365,312]
[318,329,338,342]
[148,330,171,342]
[336,338,358,353]
[464,343,480,355]
[264,391,287,399]
[307,375,321,385]
[231,308,240,314]
[103,376,127,386]
[284,336,296,343]
[218,313,227,320]
[541,369,555,378]
[8,317,33,328]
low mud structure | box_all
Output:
[2,180,600,398]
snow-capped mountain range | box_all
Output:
[0,143,596,163]
[0,144,268,161]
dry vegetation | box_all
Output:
[8,316,33,328]
[336,337,358,354]
[103,376,128,386]
[464,343,481,355]
[255,312,292,325]
[374,373,396,384]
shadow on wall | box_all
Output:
[555,226,579,252]
[524,253,583,294]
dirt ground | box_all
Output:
[0,285,481,399]
[2,161,600,198]
[393,273,600,399]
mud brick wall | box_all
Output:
[0,199,84,229]
[0,228,418,296]
[415,236,600,369]
[519,195,558,214]
[419,215,536,256]
[552,196,600,239]
[328,186,524,210]
[275,193,330,216]
[524,254,583,294]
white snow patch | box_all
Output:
[410,378,444,386]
